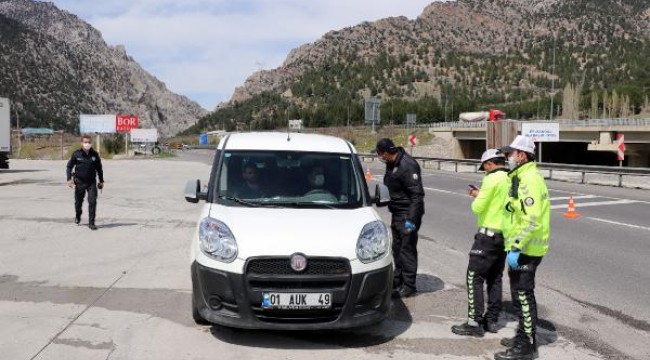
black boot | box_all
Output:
[494,340,538,360]
[89,222,97,230]
[451,322,485,337]
[75,215,81,225]
[500,336,516,347]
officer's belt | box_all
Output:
[478,228,501,237]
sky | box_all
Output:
[51,1,436,110]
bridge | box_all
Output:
[428,118,650,167]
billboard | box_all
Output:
[79,114,116,134]
[116,115,139,133]
[521,122,560,142]
[130,128,158,143]
[0,98,10,152]
[364,97,381,124]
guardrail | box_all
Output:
[360,154,650,188]
[425,118,650,130]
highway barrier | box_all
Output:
[360,154,650,189]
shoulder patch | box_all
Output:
[524,197,535,206]
[412,173,419,180]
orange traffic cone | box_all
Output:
[365,168,373,181]
[563,196,581,219]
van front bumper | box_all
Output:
[191,259,393,330]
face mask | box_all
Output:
[507,156,518,170]
[313,174,325,187]
[82,143,92,150]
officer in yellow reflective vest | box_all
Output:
[452,149,509,337]
[495,135,551,360]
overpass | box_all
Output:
[428,118,650,167]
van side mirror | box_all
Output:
[185,179,207,203]
[374,184,390,206]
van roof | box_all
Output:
[220,132,356,154]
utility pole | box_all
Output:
[550,35,556,121]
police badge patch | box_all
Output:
[412,173,419,180]
[524,197,535,206]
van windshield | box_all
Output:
[215,151,366,209]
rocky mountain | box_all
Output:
[225,0,650,125]
[0,0,207,136]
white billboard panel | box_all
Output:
[79,114,116,134]
[521,122,560,142]
[130,128,158,143]
[0,98,10,152]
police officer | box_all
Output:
[452,149,509,337]
[375,138,425,298]
[66,134,105,230]
[495,135,550,360]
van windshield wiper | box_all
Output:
[262,201,338,209]
[218,195,260,207]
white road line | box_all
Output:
[550,199,639,210]
[586,217,650,232]
[549,195,600,201]
[423,187,466,197]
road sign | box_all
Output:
[617,134,625,161]
[116,115,139,133]
[521,122,560,142]
[130,128,158,143]
[364,97,381,124]
[406,114,417,126]
[408,135,418,146]
[199,133,208,145]
[79,114,116,134]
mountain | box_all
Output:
[208,0,650,131]
[0,0,207,136]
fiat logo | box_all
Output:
[290,253,307,272]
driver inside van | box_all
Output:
[234,163,265,199]
[306,166,326,192]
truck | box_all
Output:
[0,97,10,169]
[459,109,506,122]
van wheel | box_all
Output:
[192,290,211,325]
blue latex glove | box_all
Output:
[507,250,520,269]
[404,221,416,233]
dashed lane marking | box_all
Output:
[550,199,639,210]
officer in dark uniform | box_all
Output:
[66,134,105,230]
[375,138,425,298]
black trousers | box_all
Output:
[74,179,97,223]
[508,254,543,345]
[467,233,506,323]
[391,215,421,291]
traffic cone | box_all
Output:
[563,196,581,219]
[365,168,373,181]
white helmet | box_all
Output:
[479,149,505,170]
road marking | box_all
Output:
[550,199,638,210]
[586,217,650,232]
[549,195,599,201]
[423,187,466,197]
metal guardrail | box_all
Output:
[360,154,650,188]
[425,118,650,130]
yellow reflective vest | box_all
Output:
[503,162,551,257]
[471,168,510,232]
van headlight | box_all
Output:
[356,221,390,263]
[198,217,238,263]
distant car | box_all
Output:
[184,132,393,330]
[182,144,190,150]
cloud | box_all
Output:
[52,1,436,110]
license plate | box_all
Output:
[262,292,332,309]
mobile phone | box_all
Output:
[468,184,478,190]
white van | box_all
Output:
[184,132,393,330]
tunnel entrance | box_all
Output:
[536,142,624,166]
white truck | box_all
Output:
[0,97,10,169]
[459,109,506,122]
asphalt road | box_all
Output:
[0,152,648,360]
